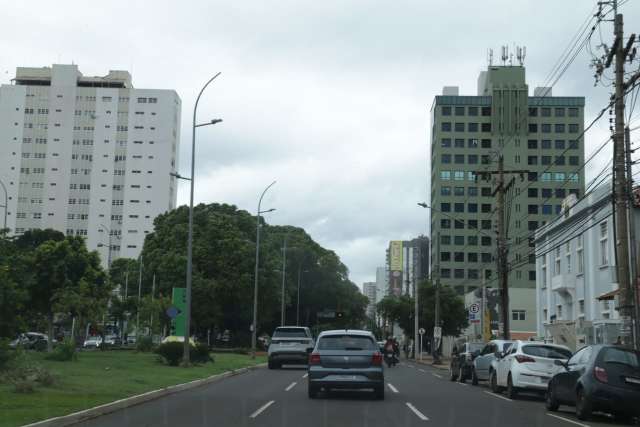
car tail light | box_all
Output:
[515,355,536,363]
[372,352,383,366]
[309,352,321,365]
[594,366,608,383]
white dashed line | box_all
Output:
[483,391,513,402]
[458,382,468,386]
[387,383,399,393]
[418,368,426,373]
[406,402,429,421]
[431,373,442,378]
[546,413,591,427]
[302,373,308,378]
[249,400,275,418]
[285,382,297,391]
[407,364,415,368]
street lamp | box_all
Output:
[251,181,276,359]
[181,72,223,366]
[296,268,309,326]
[0,178,7,231]
[417,202,432,362]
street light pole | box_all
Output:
[251,181,277,359]
[296,267,308,326]
[281,235,288,326]
[0,178,7,231]
[183,72,223,366]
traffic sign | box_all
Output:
[418,328,426,335]
[433,326,442,339]
[166,306,181,319]
[469,303,480,314]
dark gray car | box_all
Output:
[308,329,384,399]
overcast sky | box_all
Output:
[2,0,640,287]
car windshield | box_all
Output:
[522,345,572,359]
[273,328,307,338]
[602,348,640,369]
[317,335,377,351]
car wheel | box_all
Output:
[375,385,385,400]
[545,386,559,411]
[458,366,466,383]
[575,388,592,421]
[471,367,478,385]
[490,370,503,393]
[449,365,458,381]
[308,385,318,399]
[506,374,517,399]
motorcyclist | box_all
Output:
[392,338,400,363]
[383,337,395,366]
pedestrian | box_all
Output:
[614,335,622,345]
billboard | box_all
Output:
[389,241,403,296]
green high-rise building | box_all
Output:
[430,65,585,296]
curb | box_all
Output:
[415,359,450,371]
[22,363,267,427]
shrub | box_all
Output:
[44,340,77,362]
[136,336,154,353]
[34,366,56,387]
[0,339,13,371]
[192,344,213,364]
[155,342,183,366]
[14,380,35,393]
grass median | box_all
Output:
[0,350,267,427]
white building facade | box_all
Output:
[375,266,387,303]
[0,64,181,267]
[534,184,632,350]
[363,282,377,318]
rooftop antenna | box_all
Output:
[501,45,508,65]
[488,48,494,66]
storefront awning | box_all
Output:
[596,288,620,301]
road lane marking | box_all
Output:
[302,373,308,378]
[418,368,426,373]
[387,383,399,393]
[431,373,442,378]
[249,400,275,418]
[546,413,591,427]
[458,382,468,386]
[285,382,297,391]
[407,364,415,368]
[406,402,429,421]
[483,391,512,402]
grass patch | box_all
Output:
[0,351,266,427]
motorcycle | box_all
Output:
[384,351,397,367]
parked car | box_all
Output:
[546,344,640,422]
[83,336,103,349]
[449,341,485,382]
[103,335,121,346]
[307,329,384,399]
[471,340,514,385]
[268,326,315,369]
[491,340,572,398]
[9,332,49,351]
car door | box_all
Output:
[475,343,495,380]
[564,347,591,404]
[554,348,582,402]
[498,343,517,386]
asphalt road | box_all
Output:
[77,360,633,427]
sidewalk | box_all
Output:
[413,353,450,371]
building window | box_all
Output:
[468,253,478,262]
[468,123,478,132]
[441,269,451,278]
[555,139,565,149]
[481,123,491,132]
[512,310,526,321]
[441,203,451,212]
[454,106,465,116]
[600,222,608,265]
[468,187,478,197]
[541,108,551,117]
[441,106,451,116]
[468,203,478,213]
[554,108,565,117]
[481,107,491,116]
[541,155,551,165]
[568,108,579,117]
[577,235,584,274]
[542,204,552,215]
[468,154,478,164]
[442,154,451,164]
[441,138,452,148]
[528,123,538,133]
[468,106,478,116]
[528,107,538,117]
[454,203,464,213]
[557,305,563,319]
[441,186,451,196]
[468,269,479,279]
[481,220,491,230]
[555,124,565,133]
[454,236,465,245]
[454,122,465,132]
[454,171,464,181]
[565,242,571,274]
[454,269,465,279]
[527,156,538,165]
[441,235,451,245]
[528,204,539,214]
[569,124,579,133]
[454,252,464,262]
[569,156,579,165]
[468,138,479,148]
[555,247,561,275]
[468,219,478,229]
[442,122,451,132]
[441,171,451,181]
[440,252,451,262]
[441,219,451,229]
[454,154,464,164]
[541,124,551,133]
[454,138,465,148]
[527,140,537,149]
[481,139,491,148]
[481,236,491,246]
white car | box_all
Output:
[491,340,572,398]
[83,336,103,348]
[268,326,314,369]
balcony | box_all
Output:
[551,274,576,294]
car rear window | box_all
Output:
[602,348,640,369]
[273,328,308,338]
[502,343,513,352]
[317,335,377,351]
[522,345,572,359]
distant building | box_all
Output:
[362,282,377,318]
[385,236,429,297]
[534,182,639,350]
[430,63,585,296]
[375,266,387,303]
[0,64,181,267]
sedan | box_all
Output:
[492,340,572,398]
[308,329,384,399]
[83,336,102,349]
[472,339,513,385]
[449,341,484,383]
[546,345,640,422]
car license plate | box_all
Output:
[625,377,640,385]
[337,375,357,380]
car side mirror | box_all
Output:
[494,351,502,359]
[553,359,567,368]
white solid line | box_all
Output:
[546,413,591,427]
[387,383,399,393]
[432,373,442,378]
[285,382,297,391]
[302,373,308,378]
[418,368,426,373]
[406,402,429,421]
[483,391,512,402]
[249,400,275,419]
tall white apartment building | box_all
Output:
[0,64,181,266]
[362,282,377,318]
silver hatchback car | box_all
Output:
[307,329,384,399]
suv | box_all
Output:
[449,341,484,383]
[268,326,314,369]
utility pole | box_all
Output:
[477,157,526,340]
[150,274,156,334]
[136,255,143,338]
[281,235,287,326]
[625,125,640,348]
[414,252,419,360]
[433,232,441,364]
